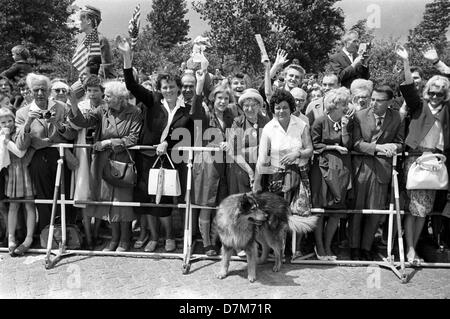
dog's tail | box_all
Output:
[288,215,318,234]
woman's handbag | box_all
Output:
[406,153,449,190]
[290,165,312,216]
[102,147,137,188]
[40,223,83,249]
[148,154,181,203]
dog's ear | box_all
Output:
[239,193,253,212]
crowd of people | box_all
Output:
[0,6,449,265]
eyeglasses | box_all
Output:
[53,88,67,94]
[428,91,445,98]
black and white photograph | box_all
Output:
[0,0,450,303]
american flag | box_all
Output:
[71,29,101,73]
[128,4,141,50]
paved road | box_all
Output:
[1,248,449,300]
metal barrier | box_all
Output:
[0,144,449,283]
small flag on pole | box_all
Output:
[128,4,141,50]
[72,29,101,73]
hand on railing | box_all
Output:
[156,141,168,156]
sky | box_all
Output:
[73,0,440,41]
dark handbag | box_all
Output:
[102,147,137,188]
[40,224,83,249]
[267,171,285,193]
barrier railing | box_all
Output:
[0,144,449,283]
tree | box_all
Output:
[0,0,77,78]
[366,37,404,89]
[407,0,450,67]
[194,0,345,74]
[193,0,274,73]
[267,0,345,72]
[349,19,375,44]
[147,0,190,49]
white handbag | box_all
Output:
[148,154,181,203]
[406,153,449,190]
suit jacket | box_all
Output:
[400,83,450,152]
[329,50,369,88]
[15,99,78,151]
[353,107,404,184]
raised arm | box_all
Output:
[269,49,289,80]
[116,35,155,107]
[396,44,413,85]
[422,44,450,75]
[263,55,273,115]
[190,68,207,119]
[396,45,422,115]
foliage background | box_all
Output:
[0,0,449,91]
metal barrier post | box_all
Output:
[45,146,76,269]
[44,148,63,269]
[182,149,194,274]
[392,155,408,282]
[2,145,449,279]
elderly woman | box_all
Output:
[397,46,450,264]
[192,70,235,256]
[291,87,308,117]
[253,89,313,207]
[117,36,193,253]
[310,87,353,260]
[350,79,373,112]
[228,89,270,195]
[15,73,78,234]
[69,80,142,252]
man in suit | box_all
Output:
[329,31,370,89]
[15,73,78,234]
[350,85,404,260]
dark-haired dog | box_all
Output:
[215,192,318,282]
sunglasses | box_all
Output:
[53,88,67,94]
[428,91,445,98]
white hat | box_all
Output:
[238,88,263,107]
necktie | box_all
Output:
[371,116,384,143]
[376,117,383,131]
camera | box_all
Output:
[39,110,54,119]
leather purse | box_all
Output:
[102,147,137,188]
[148,154,181,203]
[40,224,83,249]
[406,153,449,190]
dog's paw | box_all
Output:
[216,271,227,280]
[272,264,281,272]
[248,275,256,283]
